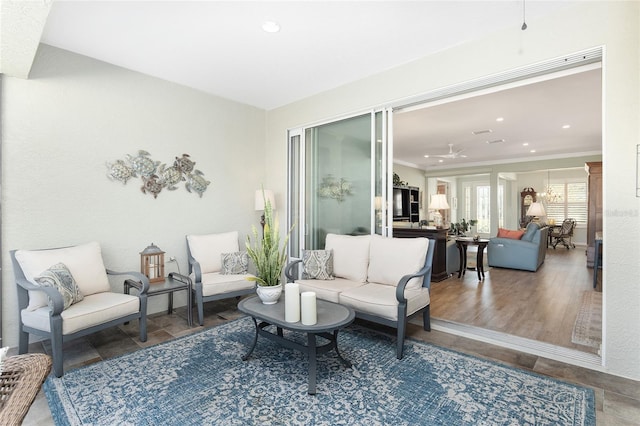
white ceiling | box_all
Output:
[37,1,600,167]
[393,66,602,169]
[40,1,577,110]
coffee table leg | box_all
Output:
[242,317,259,361]
[333,330,352,368]
[308,333,317,395]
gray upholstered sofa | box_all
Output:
[285,233,435,359]
[487,222,548,272]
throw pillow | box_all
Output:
[34,263,83,310]
[302,250,335,280]
[497,228,525,240]
[220,251,249,275]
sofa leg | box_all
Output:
[396,322,406,360]
[423,305,431,332]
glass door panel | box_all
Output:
[304,114,372,249]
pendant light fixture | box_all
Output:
[521,0,528,31]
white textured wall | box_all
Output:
[1,45,266,346]
[266,3,640,379]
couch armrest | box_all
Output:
[395,261,432,303]
[15,277,65,315]
[187,254,203,285]
[489,237,538,251]
[106,269,150,295]
[285,259,302,282]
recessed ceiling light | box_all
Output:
[562,124,571,129]
[522,142,529,146]
[472,129,493,135]
[438,159,444,163]
[424,155,430,158]
[496,117,504,122]
[486,139,505,144]
[262,21,280,33]
[530,149,536,153]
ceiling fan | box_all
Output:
[425,143,467,159]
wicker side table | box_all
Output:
[0,353,52,426]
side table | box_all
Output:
[124,272,193,326]
[455,237,490,281]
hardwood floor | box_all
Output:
[430,244,601,355]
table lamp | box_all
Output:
[429,194,450,229]
[526,202,546,224]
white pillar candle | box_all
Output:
[300,291,317,326]
[285,283,300,323]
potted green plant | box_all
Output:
[451,218,477,236]
[246,190,292,304]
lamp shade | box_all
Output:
[526,202,546,217]
[428,194,450,210]
[255,189,276,211]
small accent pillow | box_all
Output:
[497,228,525,240]
[302,250,335,280]
[220,251,249,275]
[34,263,83,310]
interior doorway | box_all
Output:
[391,51,603,365]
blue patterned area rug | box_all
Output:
[45,317,595,425]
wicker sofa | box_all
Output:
[285,233,435,359]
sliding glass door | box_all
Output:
[288,110,390,256]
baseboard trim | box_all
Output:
[430,318,604,371]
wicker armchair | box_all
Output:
[0,354,52,425]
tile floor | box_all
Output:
[14,299,640,425]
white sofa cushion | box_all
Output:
[187,232,239,274]
[296,278,365,304]
[193,272,255,297]
[21,292,139,335]
[339,283,430,321]
[325,234,370,283]
[15,242,110,311]
[367,236,429,290]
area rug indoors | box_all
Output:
[572,290,603,349]
[45,317,595,425]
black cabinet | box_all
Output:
[393,186,419,223]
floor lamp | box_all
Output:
[255,189,276,233]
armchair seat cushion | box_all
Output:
[186,232,239,274]
[21,292,139,335]
[195,272,254,297]
[296,278,365,304]
[339,283,430,322]
[15,242,110,311]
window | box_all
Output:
[476,186,490,233]
[545,182,588,225]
